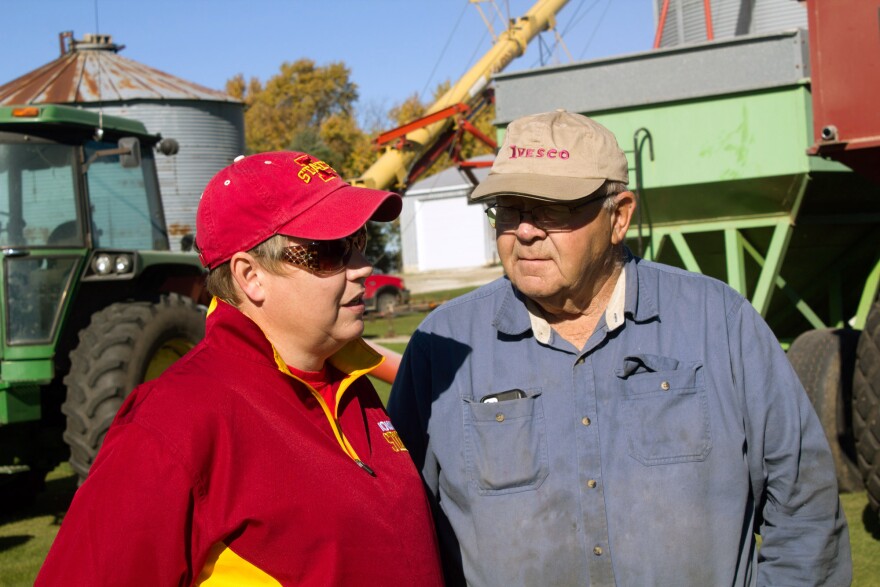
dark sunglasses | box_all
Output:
[280,227,368,276]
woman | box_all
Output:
[37,151,444,586]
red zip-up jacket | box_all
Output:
[36,300,443,586]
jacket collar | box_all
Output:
[205,298,383,376]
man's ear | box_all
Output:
[610,191,636,245]
[229,252,266,304]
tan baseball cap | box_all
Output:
[469,109,629,203]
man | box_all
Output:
[37,152,443,586]
[387,111,851,586]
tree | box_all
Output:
[388,91,428,127]
[226,59,363,176]
[318,113,374,179]
[225,64,497,274]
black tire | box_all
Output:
[61,294,205,483]
[854,301,880,519]
[377,291,399,316]
[787,328,863,492]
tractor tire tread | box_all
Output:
[787,328,863,492]
[62,294,204,484]
[854,301,880,517]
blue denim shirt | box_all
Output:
[388,254,851,587]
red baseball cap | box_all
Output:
[195,151,401,269]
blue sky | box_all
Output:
[1,0,656,124]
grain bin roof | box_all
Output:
[0,32,238,105]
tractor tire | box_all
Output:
[61,294,205,484]
[377,291,399,316]
[854,301,880,520]
[787,328,863,492]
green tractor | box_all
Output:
[0,104,207,498]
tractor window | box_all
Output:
[4,255,80,344]
[86,141,166,250]
[0,141,82,248]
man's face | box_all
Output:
[494,193,632,313]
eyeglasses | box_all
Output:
[280,227,368,276]
[484,197,607,232]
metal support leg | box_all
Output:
[750,221,794,316]
[724,228,747,297]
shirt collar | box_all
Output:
[492,249,660,340]
[522,267,627,344]
[605,266,627,330]
[492,279,535,338]
[623,250,660,323]
[525,298,553,343]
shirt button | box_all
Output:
[593,546,603,556]
[661,381,670,391]
[495,413,505,422]
[581,416,591,426]
[575,357,585,365]
[587,479,597,489]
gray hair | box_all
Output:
[596,180,630,211]
[600,181,632,268]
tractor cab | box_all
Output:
[0,124,169,347]
[0,105,205,494]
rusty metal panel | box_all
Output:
[805,0,880,181]
[0,36,235,106]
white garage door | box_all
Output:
[416,196,486,271]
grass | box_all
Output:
[3,290,878,585]
[0,464,75,586]
[409,286,478,305]
[362,312,425,341]
[361,285,480,340]
[843,492,880,586]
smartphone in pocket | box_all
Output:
[480,389,526,403]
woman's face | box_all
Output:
[258,232,373,366]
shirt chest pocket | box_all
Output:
[463,391,549,495]
[618,355,712,466]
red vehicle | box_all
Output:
[364,273,410,314]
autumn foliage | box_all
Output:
[226,58,496,271]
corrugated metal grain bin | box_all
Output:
[654,0,808,47]
[0,33,244,250]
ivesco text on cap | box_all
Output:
[508,145,570,159]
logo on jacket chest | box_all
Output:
[378,420,407,452]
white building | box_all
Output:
[400,155,498,273]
